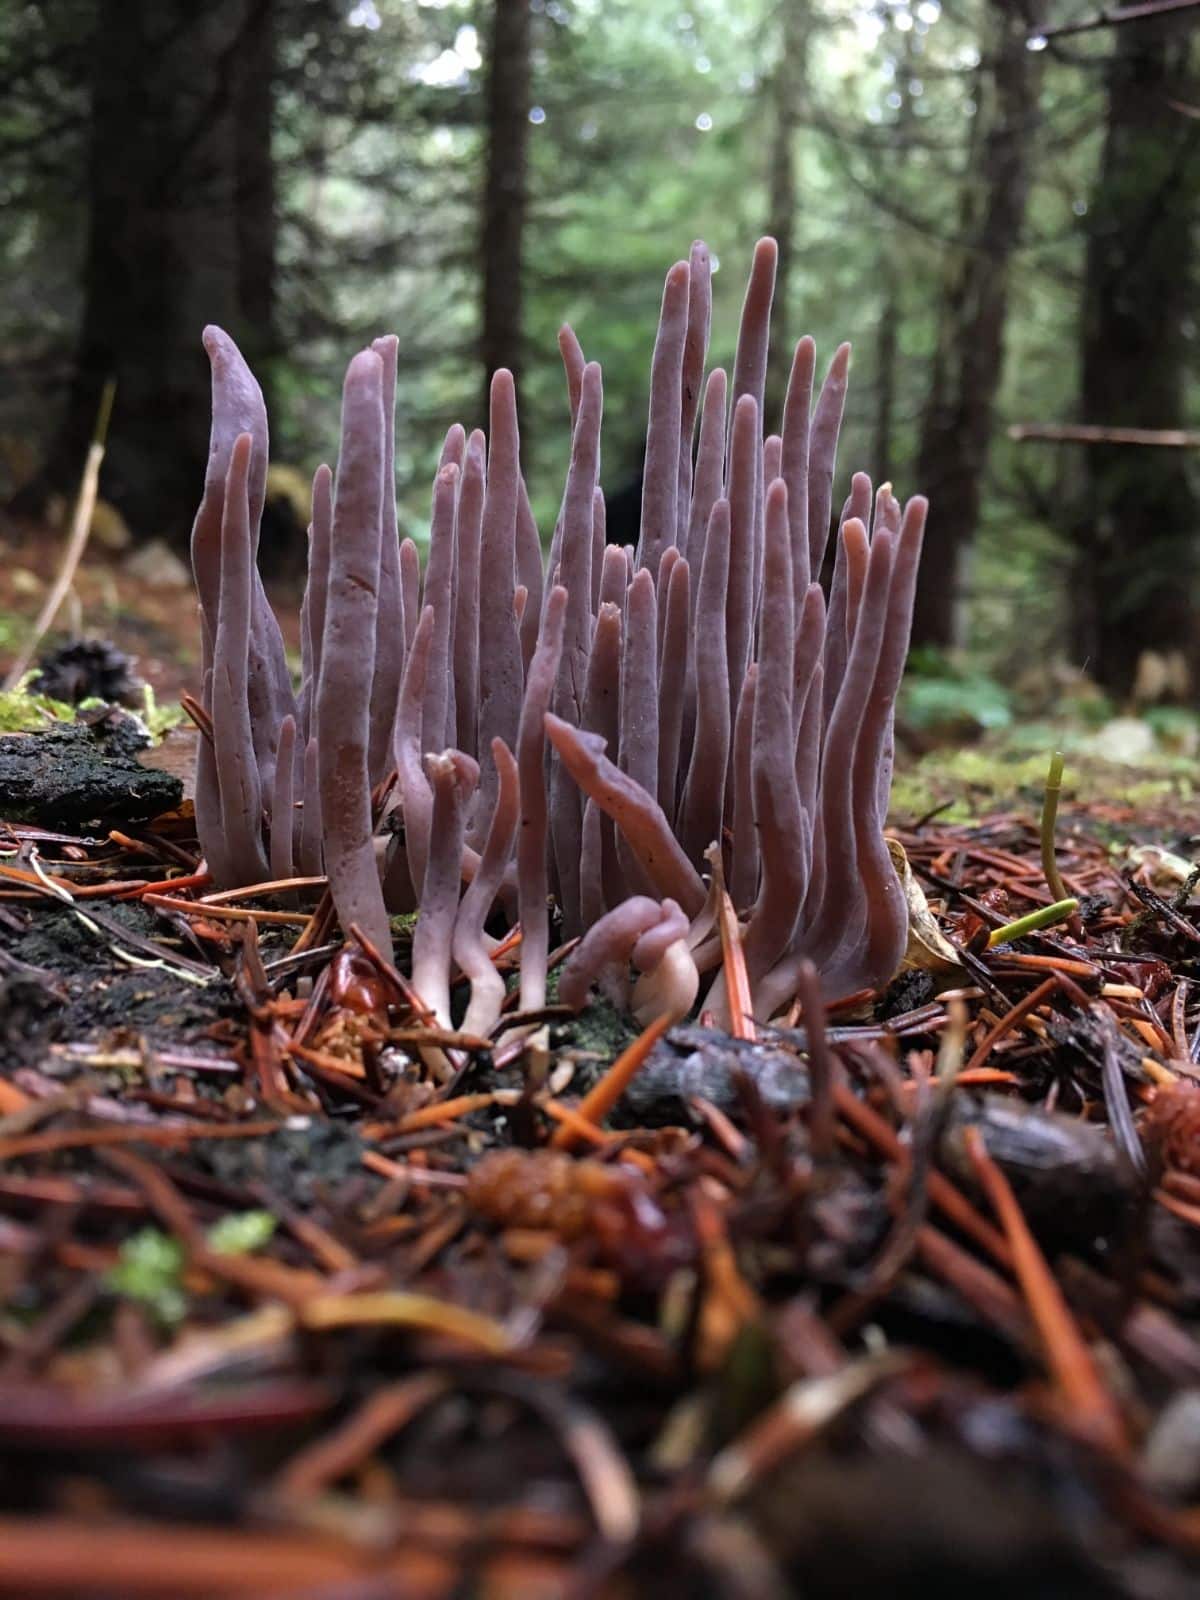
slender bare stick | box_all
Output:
[5,379,116,690]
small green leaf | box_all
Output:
[206,1210,277,1256]
[106,1227,187,1325]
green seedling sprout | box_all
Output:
[987,897,1079,948]
[1041,750,1068,904]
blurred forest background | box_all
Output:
[1,0,1199,747]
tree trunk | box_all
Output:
[870,18,918,489]
[763,2,810,432]
[480,0,531,417]
[43,0,274,548]
[234,0,278,383]
[910,0,1039,651]
[1070,17,1200,696]
[872,255,899,488]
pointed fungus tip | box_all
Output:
[201,325,242,371]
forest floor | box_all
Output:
[0,525,305,705]
[3,563,1200,1595]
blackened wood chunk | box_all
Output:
[0,715,181,829]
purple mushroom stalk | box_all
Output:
[189,238,927,1035]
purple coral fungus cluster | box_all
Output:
[189,239,926,1033]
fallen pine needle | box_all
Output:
[146,894,310,927]
[964,1124,1128,1456]
[202,876,327,904]
[541,1099,616,1148]
[0,1120,281,1161]
[992,952,1099,979]
[300,1291,514,1352]
[833,1082,1011,1269]
[288,1041,367,1080]
[964,976,1059,1076]
[718,888,756,1042]
[392,1092,511,1134]
[551,1012,673,1151]
[1142,1056,1179,1087]
[361,1150,467,1188]
[0,1078,32,1116]
[116,871,212,900]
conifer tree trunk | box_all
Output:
[910,0,1039,650]
[480,0,531,415]
[763,1,810,430]
[1070,16,1200,695]
[46,0,276,548]
[234,0,278,380]
[872,256,899,488]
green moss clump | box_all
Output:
[0,685,77,732]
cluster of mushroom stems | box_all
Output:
[190,238,926,1039]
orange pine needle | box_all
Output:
[833,1082,1011,1269]
[201,876,327,904]
[393,1093,504,1134]
[145,894,308,926]
[717,888,755,1041]
[964,1125,1128,1456]
[117,870,212,899]
[992,952,1098,980]
[551,1012,672,1150]
[288,1042,367,1080]
[963,976,1058,1075]
[540,1099,615,1148]
[0,1077,32,1116]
